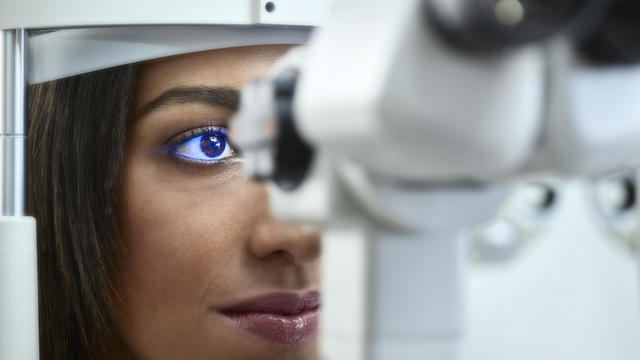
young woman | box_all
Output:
[29,44,321,359]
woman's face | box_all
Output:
[116,45,321,360]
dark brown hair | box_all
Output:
[28,64,138,359]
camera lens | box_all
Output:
[579,0,640,65]
[426,0,605,53]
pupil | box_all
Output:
[200,133,225,158]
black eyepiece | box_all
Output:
[426,0,606,53]
[579,0,640,65]
[272,69,314,191]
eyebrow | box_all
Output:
[134,86,241,121]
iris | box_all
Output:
[201,133,225,158]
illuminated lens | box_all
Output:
[201,133,225,158]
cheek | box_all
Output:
[119,162,267,289]
[114,157,269,353]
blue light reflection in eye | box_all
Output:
[169,129,233,163]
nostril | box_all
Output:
[274,250,296,263]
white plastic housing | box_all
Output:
[28,26,312,84]
[0,217,38,360]
[295,0,545,182]
[535,41,640,176]
[0,0,332,29]
[319,179,509,360]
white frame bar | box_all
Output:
[1,29,28,217]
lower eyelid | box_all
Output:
[168,155,241,173]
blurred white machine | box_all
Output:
[232,0,640,359]
[2,0,640,359]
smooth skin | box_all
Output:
[115,45,321,360]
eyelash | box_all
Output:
[164,125,236,165]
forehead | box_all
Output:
[134,45,293,110]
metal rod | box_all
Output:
[0,31,4,215]
[1,29,28,217]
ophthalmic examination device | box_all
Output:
[2,0,640,359]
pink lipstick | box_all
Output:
[219,291,320,346]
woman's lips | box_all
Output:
[219,291,320,346]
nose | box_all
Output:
[248,219,321,264]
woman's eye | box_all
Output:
[168,128,234,164]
